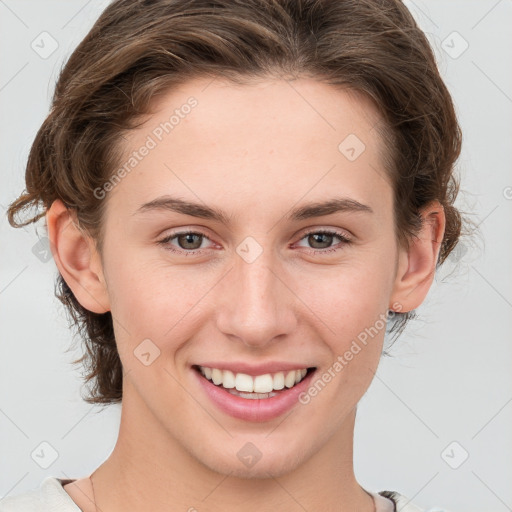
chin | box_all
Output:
[198,445,308,480]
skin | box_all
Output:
[47,76,445,512]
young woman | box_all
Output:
[3,0,466,510]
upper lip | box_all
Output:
[193,361,316,376]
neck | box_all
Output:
[90,383,375,512]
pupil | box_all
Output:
[310,233,332,249]
[180,233,201,249]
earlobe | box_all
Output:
[46,199,110,314]
[389,200,446,313]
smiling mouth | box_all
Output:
[192,365,317,399]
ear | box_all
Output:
[46,199,110,314]
[389,200,445,313]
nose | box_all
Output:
[215,241,297,349]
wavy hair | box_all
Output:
[8,0,467,404]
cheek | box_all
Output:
[302,258,393,335]
[298,257,393,385]
[104,251,215,349]
[294,267,391,421]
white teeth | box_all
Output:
[235,373,254,392]
[254,374,274,393]
[222,370,235,389]
[198,366,311,394]
[273,371,285,390]
[284,371,296,388]
[228,389,278,399]
[211,368,223,385]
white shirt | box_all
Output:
[0,476,454,512]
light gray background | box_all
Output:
[1,1,511,510]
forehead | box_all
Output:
[140,76,385,156]
[108,76,392,223]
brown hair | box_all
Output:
[7,0,467,405]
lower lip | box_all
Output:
[193,367,316,423]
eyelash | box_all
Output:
[157,228,352,256]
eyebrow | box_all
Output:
[133,195,373,223]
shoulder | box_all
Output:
[0,477,81,512]
[380,490,456,512]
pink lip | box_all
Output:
[194,361,315,376]
[193,366,317,423]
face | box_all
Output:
[75,77,406,477]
